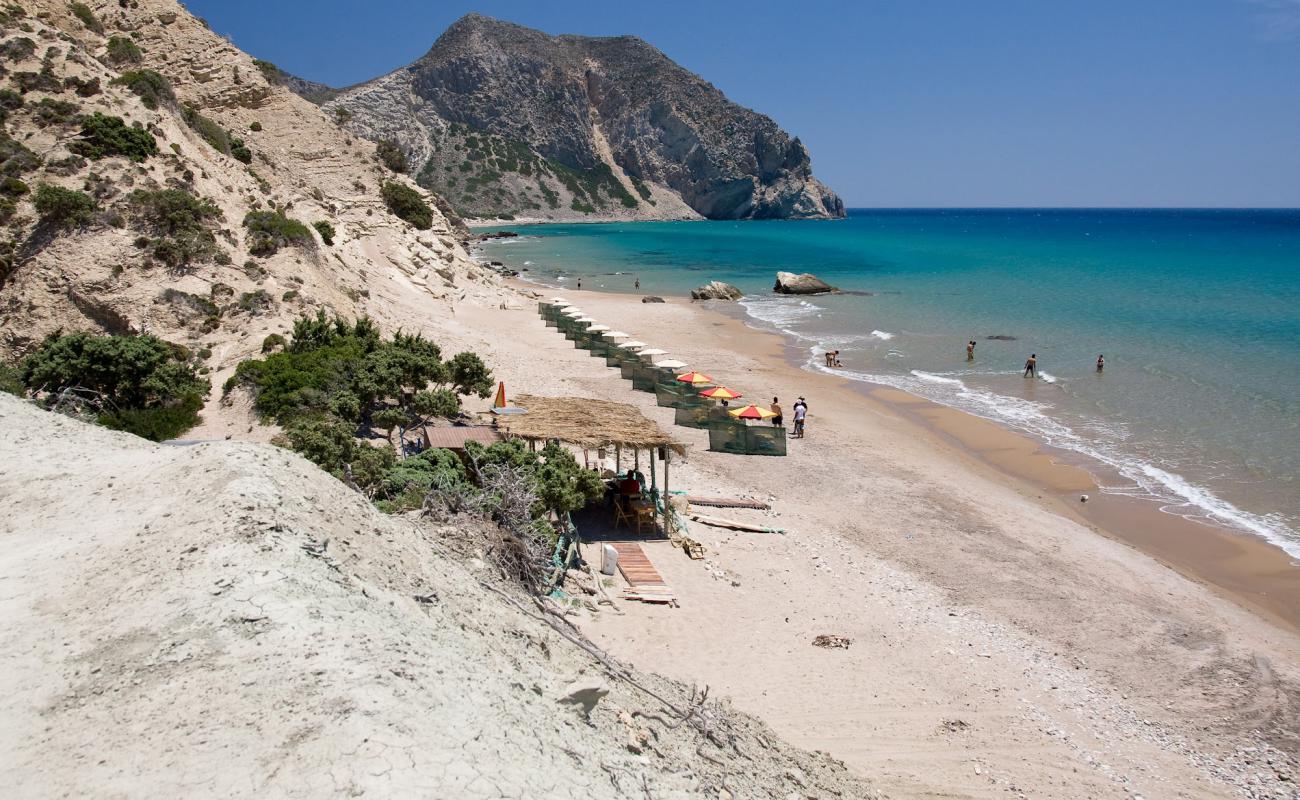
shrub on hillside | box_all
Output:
[111,69,172,110]
[105,36,142,65]
[0,360,23,396]
[68,2,103,34]
[34,183,95,228]
[128,188,221,269]
[181,104,252,163]
[0,176,28,197]
[32,97,79,125]
[376,139,407,173]
[380,181,433,230]
[312,220,334,246]
[19,330,208,440]
[1,129,40,175]
[68,113,157,162]
[243,209,312,256]
[64,75,101,97]
[0,36,36,62]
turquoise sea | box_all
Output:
[477,210,1300,558]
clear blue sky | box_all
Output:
[186,0,1300,207]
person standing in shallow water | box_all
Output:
[1096,354,1105,372]
[1024,353,1038,378]
[634,277,640,290]
[576,278,582,290]
[967,340,976,360]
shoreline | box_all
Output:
[517,278,1300,633]
[444,281,1300,796]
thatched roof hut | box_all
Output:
[504,395,685,455]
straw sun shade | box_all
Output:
[562,309,584,317]
[603,331,631,339]
[676,371,714,385]
[587,324,611,332]
[654,359,688,370]
[505,394,685,454]
[729,404,777,420]
[620,341,648,349]
[637,348,668,357]
[700,386,743,400]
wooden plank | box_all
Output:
[686,496,770,510]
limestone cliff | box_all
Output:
[0,0,497,376]
[318,14,845,222]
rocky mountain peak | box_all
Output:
[318,16,844,222]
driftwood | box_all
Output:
[687,513,784,535]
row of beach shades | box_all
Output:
[538,298,786,456]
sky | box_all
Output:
[185,0,1300,208]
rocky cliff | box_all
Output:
[319,14,845,222]
[0,0,499,392]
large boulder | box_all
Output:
[690,281,744,301]
[774,272,838,295]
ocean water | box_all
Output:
[478,210,1300,557]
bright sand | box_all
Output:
[422,283,1300,797]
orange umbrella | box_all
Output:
[728,404,777,420]
[699,386,742,401]
[493,381,507,408]
[676,371,714,386]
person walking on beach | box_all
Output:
[792,397,807,438]
[1024,353,1038,378]
[576,278,582,290]
[634,277,640,290]
[967,340,976,360]
[1096,354,1105,372]
[771,397,783,428]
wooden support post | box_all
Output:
[663,448,671,531]
[615,444,621,473]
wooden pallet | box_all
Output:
[686,496,771,510]
[609,541,675,604]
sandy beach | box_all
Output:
[414,280,1300,798]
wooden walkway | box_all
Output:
[609,541,675,604]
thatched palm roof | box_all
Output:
[505,395,685,455]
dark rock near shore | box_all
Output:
[986,335,1018,341]
[774,271,838,295]
[691,281,744,301]
[641,296,666,304]
[475,231,519,242]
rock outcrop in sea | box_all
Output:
[774,272,838,295]
[307,14,845,223]
[691,281,744,301]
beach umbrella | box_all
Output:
[728,404,777,420]
[676,371,714,385]
[588,324,610,332]
[562,308,584,317]
[575,317,597,323]
[620,341,648,349]
[637,348,668,357]
[654,359,688,370]
[490,381,527,416]
[604,331,631,339]
[700,386,743,401]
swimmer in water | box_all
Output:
[1024,353,1038,378]
[1096,354,1105,372]
[967,340,976,360]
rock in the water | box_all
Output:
[641,296,666,304]
[690,281,744,301]
[773,272,837,295]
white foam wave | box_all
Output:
[1038,371,1058,384]
[807,357,1300,559]
[870,330,895,340]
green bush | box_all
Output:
[20,330,208,441]
[243,209,312,256]
[105,36,142,64]
[237,289,273,315]
[249,120,262,131]
[68,113,158,162]
[34,183,95,228]
[180,104,250,163]
[0,176,28,197]
[0,361,24,396]
[376,140,407,173]
[128,188,221,269]
[0,36,35,62]
[260,333,286,353]
[111,69,172,110]
[312,220,334,246]
[69,2,103,34]
[64,75,101,97]
[380,181,432,230]
[0,197,16,224]
[33,97,80,125]
[1,130,40,175]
